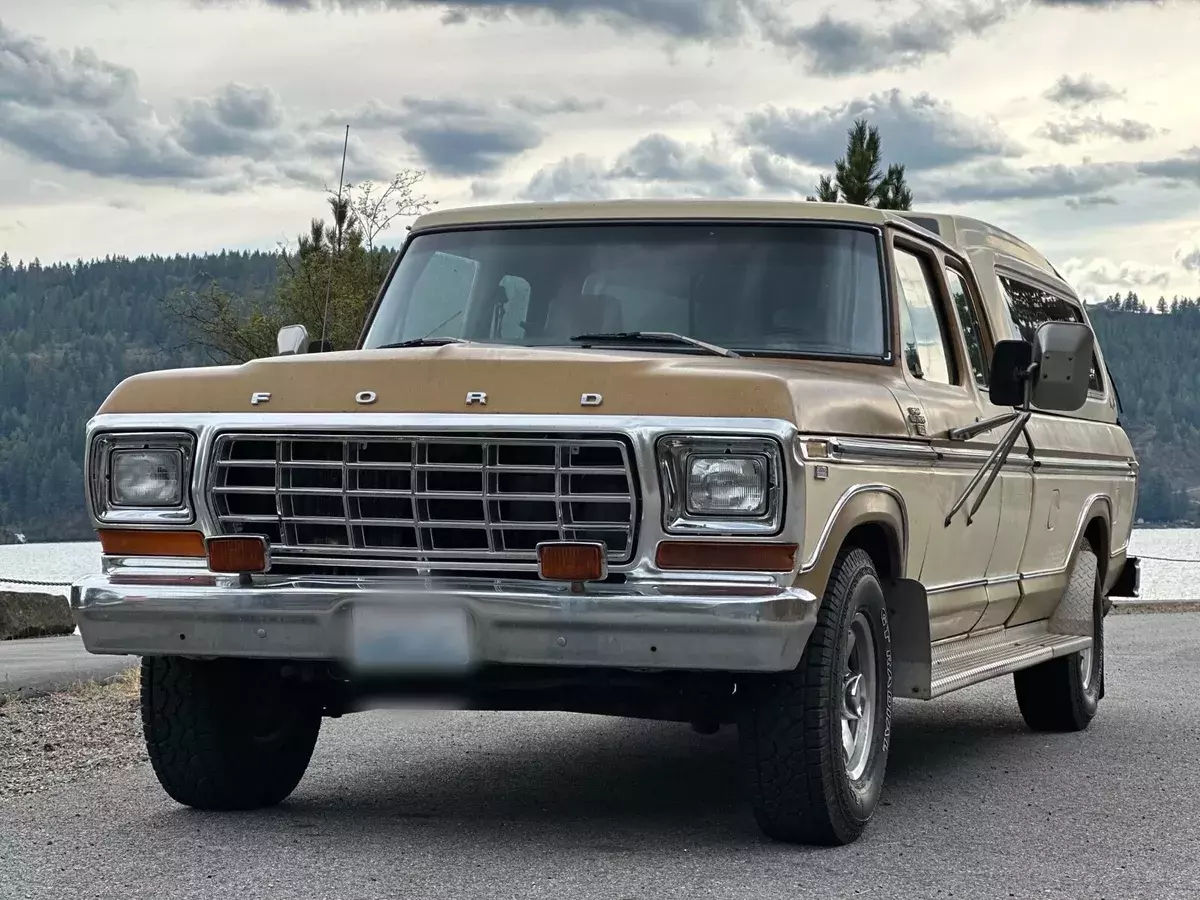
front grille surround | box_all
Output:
[206,431,640,571]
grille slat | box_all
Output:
[208,432,639,571]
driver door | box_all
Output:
[887,234,1024,640]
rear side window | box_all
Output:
[998,275,1103,393]
[894,248,956,385]
[945,268,989,388]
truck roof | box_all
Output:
[894,210,1063,281]
[409,198,900,231]
[408,199,1064,286]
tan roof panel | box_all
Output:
[409,198,896,232]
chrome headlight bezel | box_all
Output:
[88,431,197,525]
[657,435,785,535]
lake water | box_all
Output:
[2,528,1199,601]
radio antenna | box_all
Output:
[319,123,350,349]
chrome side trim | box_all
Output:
[1032,459,1138,477]
[827,437,937,466]
[925,573,1021,596]
[926,579,986,596]
[798,483,909,576]
[804,433,1134,478]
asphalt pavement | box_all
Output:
[3,612,1199,900]
[0,635,136,697]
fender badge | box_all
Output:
[580,393,603,407]
[466,391,487,405]
[355,391,377,405]
[250,392,271,406]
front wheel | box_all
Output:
[738,547,893,846]
[141,656,323,810]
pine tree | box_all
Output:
[807,118,913,210]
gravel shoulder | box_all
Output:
[0,666,144,801]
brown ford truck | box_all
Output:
[74,199,1139,846]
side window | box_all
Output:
[945,268,989,388]
[893,248,956,385]
[998,275,1103,393]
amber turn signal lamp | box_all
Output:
[98,529,206,558]
[205,535,271,574]
[656,541,799,573]
[537,541,608,582]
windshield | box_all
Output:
[363,223,887,358]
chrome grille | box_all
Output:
[207,432,639,570]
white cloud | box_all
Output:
[1059,256,1174,301]
[1176,231,1200,274]
[0,0,1197,304]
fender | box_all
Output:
[1058,493,1113,593]
[1007,492,1112,629]
[793,484,910,600]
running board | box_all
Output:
[926,624,1092,699]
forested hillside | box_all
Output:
[0,252,1194,540]
[1090,295,1200,524]
[0,251,278,541]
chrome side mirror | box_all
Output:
[276,324,309,356]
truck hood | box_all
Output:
[98,344,911,436]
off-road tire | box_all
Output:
[1013,541,1104,732]
[141,656,322,810]
[738,547,893,846]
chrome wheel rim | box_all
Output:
[1079,645,1093,690]
[841,611,876,781]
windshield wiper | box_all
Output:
[569,331,740,359]
[376,337,473,350]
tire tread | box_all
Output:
[1013,543,1103,733]
[740,547,889,845]
[141,656,321,810]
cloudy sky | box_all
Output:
[2,0,1198,300]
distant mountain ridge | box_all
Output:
[0,251,1192,538]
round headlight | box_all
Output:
[111,450,183,507]
[686,456,768,515]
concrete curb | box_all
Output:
[0,591,76,640]
[1112,599,1200,615]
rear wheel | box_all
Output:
[141,656,322,810]
[1013,541,1104,732]
[738,547,893,846]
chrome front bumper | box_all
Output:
[70,575,819,674]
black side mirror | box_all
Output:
[988,339,1033,407]
[307,339,334,353]
[1031,320,1094,412]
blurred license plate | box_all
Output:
[348,605,472,674]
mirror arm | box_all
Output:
[950,361,1039,527]
[947,411,1020,442]
[964,411,1032,525]
[943,410,1031,528]
[943,411,1032,527]
[944,362,1037,529]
